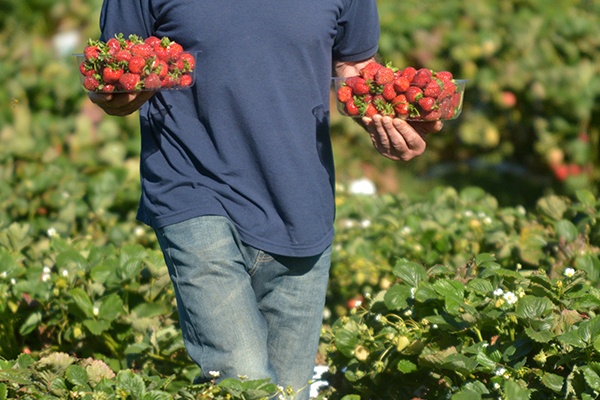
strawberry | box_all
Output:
[79,62,95,76]
[169,58,185,72]
[344,99,360,116]
[161,73,179,88]
[418,96,436,112]
[439,98,453,118]
[83,75,100,91]
[382,84,397,101]
[405,86,423,103]
[153,43,170,61]
[84,45,100,61]
[393,76,410,93]
[167,41,184,61]
[353,79,371,96]
[344,76,361,90]
[423,109,443,121]
[100,84,115,93]
[115,50,132,63]
[359,62,383,80]
[374,67,394,85]
[438,82,456,99]
[128,56,147,75]
[392,94,409,116]
[102,65,124,84]
[435,71,453,83]
[106,37,121,56]
[152,59,169,78]
[451,92,462,108]
[423,81,441,98]
[179,73,193,87]
[412,69,432,86]
[145,36,161,47]
[363,103,378,118]
[180,53,196,72]
[143,73,162,90]
[118,72,141,91]
[400,67,417,81]
[130,43,153,58]
[337,86,353,103]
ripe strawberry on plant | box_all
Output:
[359,62,383,80]
[118,72,141,91]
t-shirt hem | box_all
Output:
[334,44,379,63]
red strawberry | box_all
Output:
[364,103,378,118]
[118,72,141,91]
[353,79,371,96]
[344,76,361,90]
[102,65,124,84]
[423,109,443,121]
[83,75,100,91]
[154,43,170,61]
[130,43,152,58]
[180,53,196,72]
[100,84,115,93]
[106,37,121,55]
[400,67,417,81]
[451,92,462,108]
[84,45,100,61]
[161,74,179,88]
[145,36,161,47]
[438,82,456,99]
[412,69,432,86]
[167,41,183,61]
[382,84,396,101]
[128,56,147,75]
[435,71,453,83]
[79,62,95,76]
[393,76,410,93]
[337,86,353,103]
[179,73,193,87]
[405,86,423,103]
[169,58,185,72]
[375,67,394,85]
[115,50,132,63]
[143,73,162,90]
[418,96,436,112]
[152,59,169,78]
[359,62,383,80]
[392,94,409,116]
[345,99,360,116]
[439,98,453,118]
[423,81,441,97]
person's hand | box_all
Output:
[88,91,156,116]
[362,114,443,161]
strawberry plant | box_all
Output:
[323,253,600,400]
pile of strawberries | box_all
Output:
[336,62,463,121]
[78,34,196,93]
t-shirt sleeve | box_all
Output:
[99,0,154,42]
[332,0,380,62]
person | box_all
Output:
[90,1,442,399]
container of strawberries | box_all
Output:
[334,62,467,121]
[75,34,197,93]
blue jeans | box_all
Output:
[154,215,331,400]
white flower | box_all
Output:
[432,324,438,329]
[43,266,51,274]
[503,291,518,305]
[47,227,58,237]
[10,278,17,285]
[61,191,70,199]
[482,343,489,347]
[401,226,411,235]
[493,288,504,296]
[42,274,51,282]
[464,210,474,217]
[209,371,220,378]
[349,178,376,195]
[93,307,99,316]
[564,268,575,278]
[517,205,526,215]
[494,367,506,376]
[404,310,412,317]
[493,382,500,390]
[0,271,6,278]
[484,217,492,225]
[375,314,382,321]
[478,212,486,218]
[360,219,371,228]
[62,269,69,277]
[322,307,331,320]
[410,287,416,299]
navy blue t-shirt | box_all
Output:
[99,0,380,257]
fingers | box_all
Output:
[88,91,155,116]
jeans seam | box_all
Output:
[248,251,272,277]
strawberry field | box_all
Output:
[1,0,600,399]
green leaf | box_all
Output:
[16,353,35,369]
[340,396,361,400]
[537,195,568,221]
[384,284,411,310]
[555,219,579,242]
[451,390,481,400]
[83,319,111,335]
[334,321,361,358]
[524,327,554,343]
[392,259,427,288]
[581,365,600,391]
[442,353,478,377]
[98,293,124,321]
[132,302,169,319]
[515,296,554,320]
[578,315,600,345]
[142,390,173,400]
[575,190,596,207]
[19,311,42,336]
[577,255,600,283]
[125,342,150,355]
[0,383,7,400]
[69,288,94,318]
[558,329,585,348]
[397,359,418,373]
[474,253,499,268]
[541,372,564,392]
[467,279,493,296]
[66,365,91,390]
[503,380,531,400]
[117,370,146,399]
[433,279,464,299]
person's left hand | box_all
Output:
[362,115,443,161]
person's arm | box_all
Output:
[333,58,443,161]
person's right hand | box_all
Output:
[88,91,156,116]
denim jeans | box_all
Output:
[154,215,332,400]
